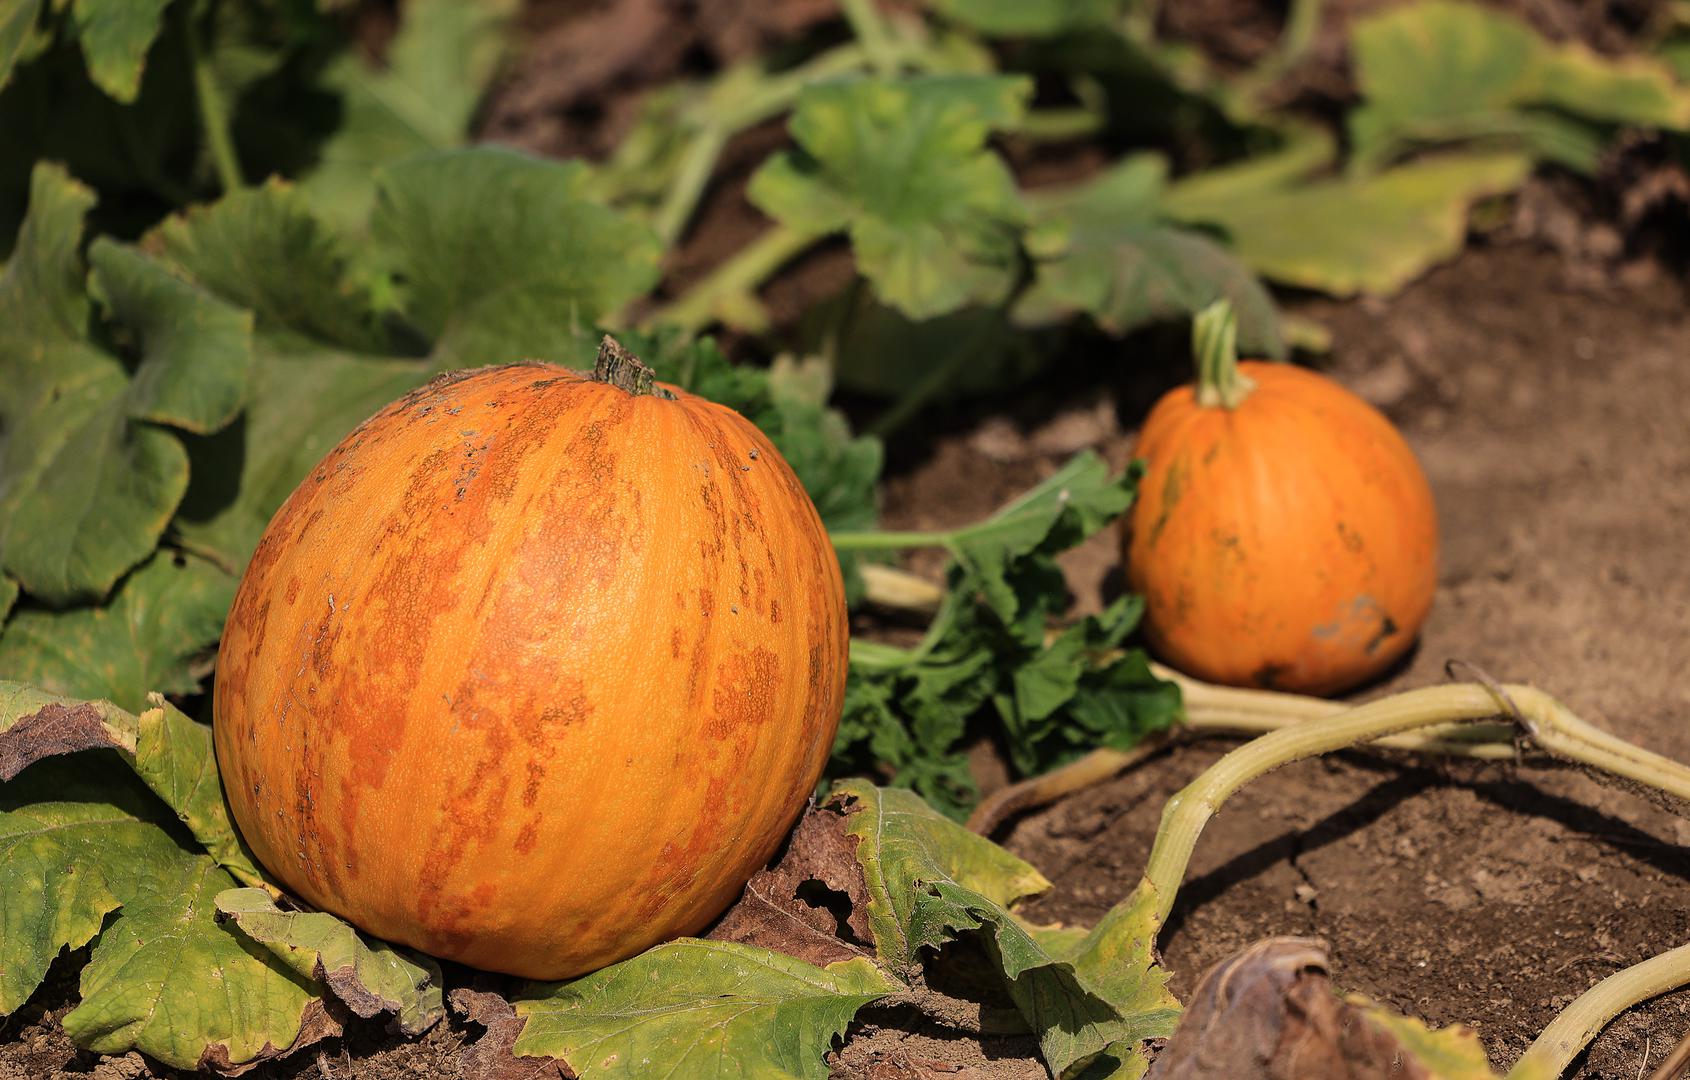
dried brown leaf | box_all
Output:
[450,987,571,1080]
[707,804,874,967]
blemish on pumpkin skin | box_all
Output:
[706,646,780,740]
[1146,458,1185,548]
[697,589,714,617]
[514,818,541,855]
[1336,521,1365,554]
[670,626,685,659]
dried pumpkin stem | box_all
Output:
[1192,299,1256,409]
[593,336,657,397]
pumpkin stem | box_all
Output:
[593,336,662,397]
[1192,300,1256,409]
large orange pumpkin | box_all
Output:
[214,339,848,979]
[1124,304,1438,695]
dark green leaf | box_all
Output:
[297,0,518,229]
[1014,155,1282,356]
[133,698,263,884]
[70,0,170,102]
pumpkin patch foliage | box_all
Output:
[4,0,1690,1075]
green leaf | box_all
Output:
[929,0,1115,37]
[1349,1,1690,172]
[1013,155,1282,356]
[154,150,658,571]
[0,576,16,622]
[89,237,254,433]
[947,451,1133,625]
[0,754,182,1015]
[61,849,322,1070]
[370,148,662,357]
[1348,1000,1504,1078]
[298,0,518,230]
[1168,152,1532,297]
[513,940,899,1079]
[0,164,254,604]
[134,698,263,884]
[217,888,445,1035]
[750,75,1031,319]
[0,0,43,95]
[0,550,236,713]
[833,782,1179,1076]
[69,0,170,102]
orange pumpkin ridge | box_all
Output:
[1124,304,1438,696]
[215,338,848,979]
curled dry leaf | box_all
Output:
[1148,937,1498,1079]
[706,802,876,968]
[449,988,572,1080]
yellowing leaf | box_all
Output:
[513,940,899,1079]
[0,756,177,1014]
[62,849,324,1070]
[69,0,170,103]
[1168,152,1531,297]
[0,550,235,713]
[1350,0,1690,172]
[218,888,445,1036]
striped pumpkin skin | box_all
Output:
[214,361,848,979]
[1125,361,1438,696]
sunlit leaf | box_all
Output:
[218,888,445,1035]
[749,75,1031,319]
[514,940,899,1079]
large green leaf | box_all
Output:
[298,0,518,230]
[1167,151,1532,297]
[513,940,899,1079]
[1349,0,1690,172]
[833,782,1179,1076]
[0,550,235,714]
[157,150,659,571]
[217,888,445,1036]
[0,755,177,1014]
[69,0,170,103]
[1014,155,1282,356]
[0,0,44,94]
[133,697,262,884]
[61,848,323,1070]
[0,164,253,604]
[749,75,1031,320]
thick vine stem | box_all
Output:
[646,224,818,333]
[1511,942,1690,1079]
[185,1,242,193]
[1140,682,1690,927]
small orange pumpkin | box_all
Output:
[214,339,848,979]
[1124,304,1438,696]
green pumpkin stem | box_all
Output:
[593,335,658,397]
[1192,300,1256,409]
